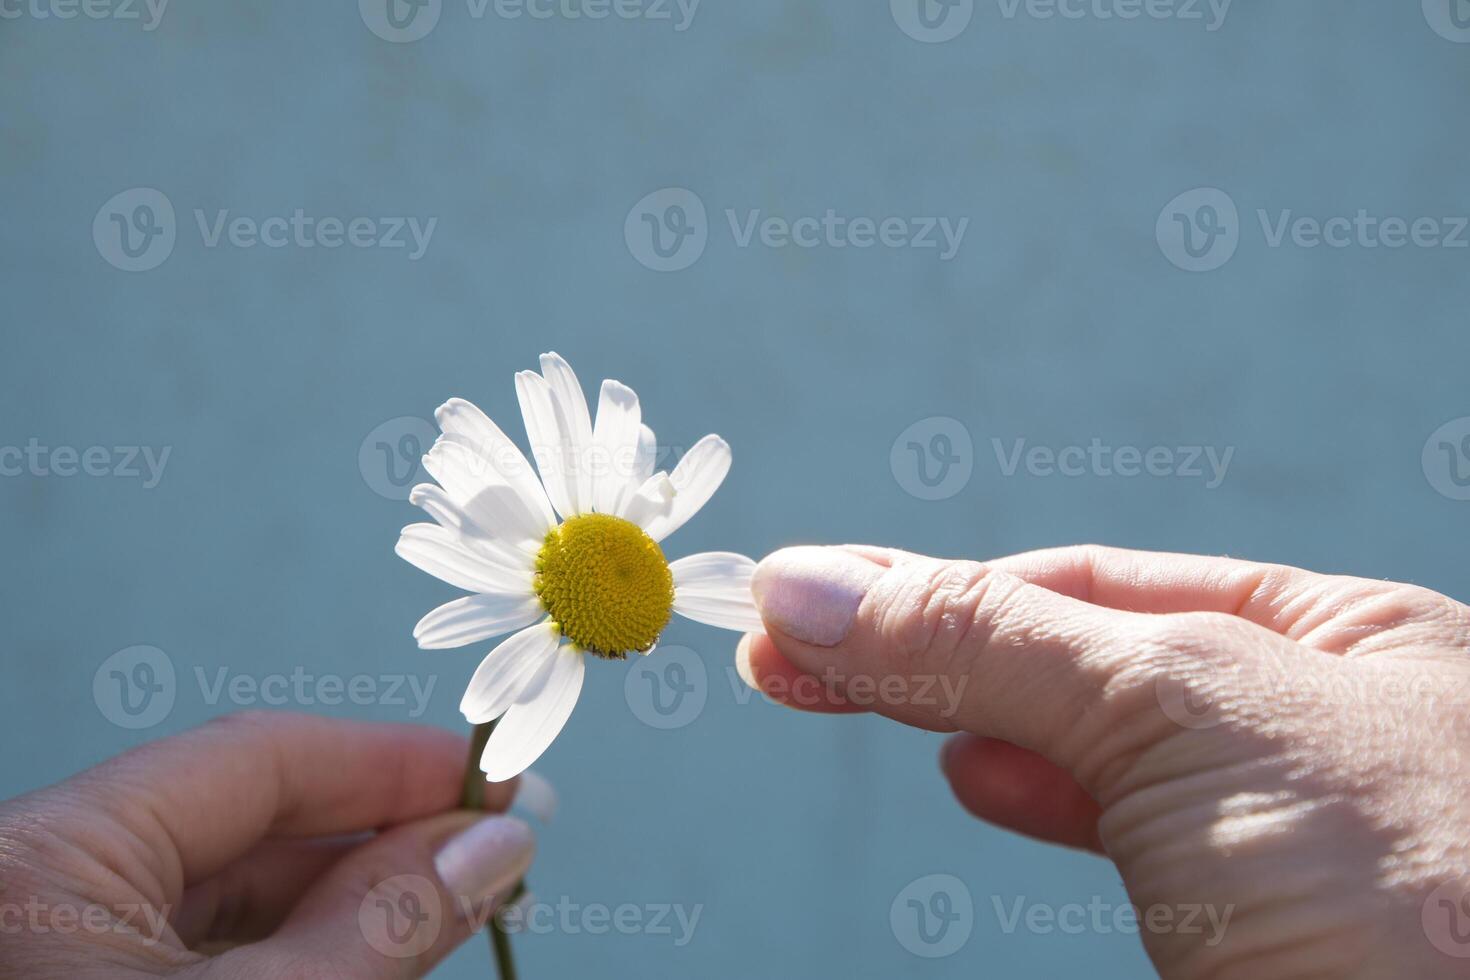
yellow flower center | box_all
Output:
[534,513,674,659]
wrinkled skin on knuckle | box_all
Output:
[1067,611,1286,801]
[870,560,1001,679]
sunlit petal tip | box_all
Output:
[513,769,559,823]
[670,551,764,633]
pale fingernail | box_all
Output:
[512,770,558,823]
[734,634,758,690]
[751,547,883,647]
[433,816,535,907]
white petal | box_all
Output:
[420,433,489,504]
[671,551,764,632]
[590,379,643,515]
[539,353,595,515]
[620,472,676,529]
[396,524,535,595]
[460,621,560,724]
[409,484,538,569]
[632,424,658,486]
[457,481,555,552]
[640,435,732,542]
[512,769,558,823]
[414,593,545,650]
[481,645,585,782]
[422,434,555,544]
[515,371,580,519]
[433,398,556,529]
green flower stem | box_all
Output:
[461,720,521,980]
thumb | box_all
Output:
[230,812,534,979]
[750,545,1185,768]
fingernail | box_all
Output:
[512,770,558,823]
[434,815,535,905]
[734,634,758,690]
[751,547,883,647]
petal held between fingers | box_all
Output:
[671,551,764,632]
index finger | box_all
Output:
[57,711,513,890]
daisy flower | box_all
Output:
[396,353,763,781]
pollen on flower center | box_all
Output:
[534,513,674,659]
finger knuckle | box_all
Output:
[1138,611,1244,665]
[1390,584,1468,633]
[879,560,1006,670]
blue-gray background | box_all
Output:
[4,1,1469,976]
